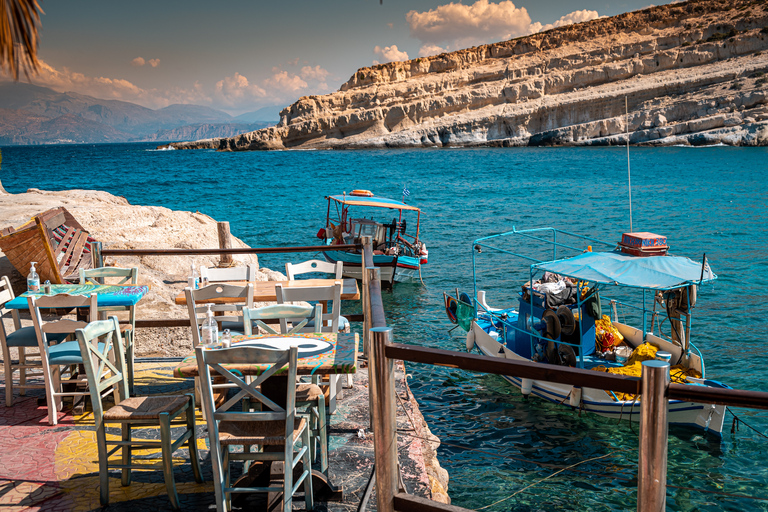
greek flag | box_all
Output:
[402,185,410,199]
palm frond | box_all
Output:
[0,0,43,80]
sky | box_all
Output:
[2,0,670,116]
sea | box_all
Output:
[1,143,767,511]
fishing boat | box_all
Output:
[0,207,96,284]
[317,190,428,285]
[455,227,729,436]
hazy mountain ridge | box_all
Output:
[170,0,768,151]
[0,83,277,145]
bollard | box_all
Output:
[90,241,103,269]
[370,326,396,512]
[638,359,670,512]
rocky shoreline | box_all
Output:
[167,0,768,151]
[0,185,451,503]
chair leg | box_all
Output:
[302,424,315,511]
[96,421,111,506]
[317,397,328,476]
[18,348,27,396]
[159,412,180,511]
[41,359,59,426]
[284,436,294,512]
[2,345,13,406]
[185,397,203,483]
[121,424,132,486]
[125,328,135,395]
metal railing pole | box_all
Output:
[370,326,396,512]
[638,360,670,512]
[90,241,103,269]
[361,235,373,359]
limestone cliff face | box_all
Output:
[172,0,768,150]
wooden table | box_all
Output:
[173,278,360,305]
[174,332,357,505]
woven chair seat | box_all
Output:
[104,395,190,421]
[218,417,306,446]
[296,383,326,402]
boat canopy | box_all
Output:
[532,251,716,290]
[327,194,420,211]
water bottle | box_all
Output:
[27,261,40,292]
[200,304,218,346]
[188,263,200,289]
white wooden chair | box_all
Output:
[276,281,343,414]
[196,343,314,512]
[200,263,258,284]
[242,303,329,474]
[285,259,342,280]
[80,266,139,392]
[75,317,202,510]
[185,283,254,346]
[1,276,67,406]
[28,292,97,425]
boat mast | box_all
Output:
[626,97,634,232]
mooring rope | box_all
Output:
[727,407,768,440]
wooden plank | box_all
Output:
[101,244,361,256]
[67,231,89,269]
[34,215,64,284]
[59,230,81,271]
[53,226,75,258]
[394,493,472,512]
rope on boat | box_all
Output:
[727,407,768,440]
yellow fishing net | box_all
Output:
[592,342,702,401]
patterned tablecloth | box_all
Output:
[5,284,150,309]
[173,332,358,378]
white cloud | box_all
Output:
[300,65,330,82]
[131,57,145,67]
[148,58,161,68]
[265,69,308,93]
[407,1,599,54]
[373,45,409,64]
[418,44,447,57]
[214,72,267,107]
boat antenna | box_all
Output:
[626,96,633,232]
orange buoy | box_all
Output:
[350,189,374,197]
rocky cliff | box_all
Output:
[170,0,768,150]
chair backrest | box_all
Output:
[242,303,322,335]
[275,281,342,333]
[28,293,98,345]
[200,264,258,283]
[285,259,342,280]
[75,317,129,419]
[80,266,138,286]
[196,344,298,441]
[0,276,22,341]
[185,283,254,346]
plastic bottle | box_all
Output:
[200,304,218,346]
[188,263,200,289]
[27,261,40,292]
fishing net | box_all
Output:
[456,300,476,332]
[592,342,701,401]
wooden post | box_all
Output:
[216,222,233,268]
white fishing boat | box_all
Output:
[455,227,729,436]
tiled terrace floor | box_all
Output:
[0,360,432,511]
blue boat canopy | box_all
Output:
[532,251,715,290]
[327,194,421,211]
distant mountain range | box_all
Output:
[0,82,283,145]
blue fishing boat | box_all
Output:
[455,227,729,436]
[317,190,428,285]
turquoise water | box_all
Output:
[2,143,767,510]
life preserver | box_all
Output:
[350,189,374,197]
[445,295,458,324]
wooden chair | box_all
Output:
[75,317,202,510]
[1,276,67,406]
[242,303,329,474]
[196,343,314,512]
[28,292,97,425]
[276,282,343,414]
[285,259,342,280]
[185,283,254,346]
[80,266,139,392]
[200,263,258,284]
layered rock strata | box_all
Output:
[169,0,768,150]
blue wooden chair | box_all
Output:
[75,317,202,510]
[80,266,139,392]
[196,343,314,512]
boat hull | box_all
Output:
[467,320,727,436]
[323,250,421,284]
